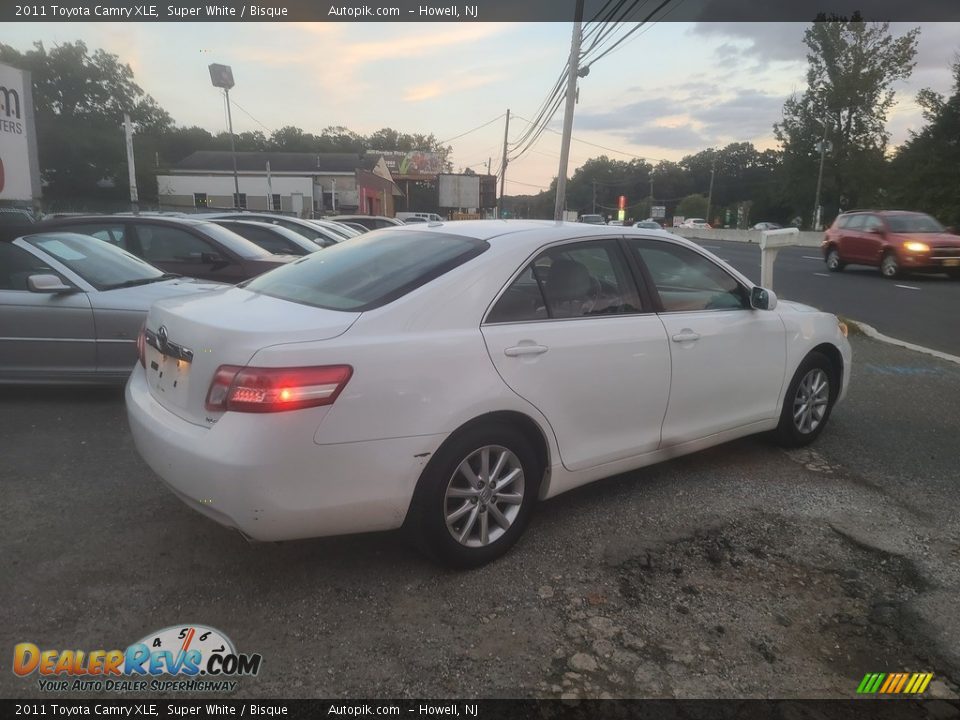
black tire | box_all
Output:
[880,252,901,279]
[825,247,845,272]
[406,423,542,568]
[773,351,839,448]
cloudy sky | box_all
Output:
[5,21,958,194]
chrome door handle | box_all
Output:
[671,330,700,343]
[504,344,549,357]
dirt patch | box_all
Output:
[535,514,943,698]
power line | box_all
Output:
[229,97,273,134]
[437,113,506,145]
[513,114,668,163]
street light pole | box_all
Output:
[208,64,240,210]
[706,158,716,226]
[812,118,829,231]
[553,0,585,222]
[224,88,240,209]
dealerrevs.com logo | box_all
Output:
[13,625,263,693]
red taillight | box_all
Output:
[205,365,353,413]
[136,323,146,368]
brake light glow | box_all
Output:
[205,365,353,413]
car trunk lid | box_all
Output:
[143,287,360,426]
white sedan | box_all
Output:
[126,221,851,567]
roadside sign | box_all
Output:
[0,61,41,202]
[652,205,665,218]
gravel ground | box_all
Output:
[2,333,959,701]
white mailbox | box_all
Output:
[759,228,800,290]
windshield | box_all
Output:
[243,230,488,311]
[885,214,945,233]
[23,232,164,290]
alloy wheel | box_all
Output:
[793,368,830,434]
[444,445,525,548]
[826,250,840,270]
[881,255,899,277]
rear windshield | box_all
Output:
[242,229,489,311]
[885,214,944,233]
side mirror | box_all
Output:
[750,286,778,311]
[200,251,225,265]
[27,274,76,294]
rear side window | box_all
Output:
[844,215,866,231]
[487,240,643,323]
[243,230,488,311]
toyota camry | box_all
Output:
[126,221,851,567]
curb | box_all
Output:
[848,319,960,366]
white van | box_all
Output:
[396,212,443,223]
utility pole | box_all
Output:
[706,157,716,226]
[592,180,597,214]
[487,158,491,176]
[122,113,139,215]
[266,160,273,211]
[498,109,510,218]
[554,0,585,222]
[812,118,830,231]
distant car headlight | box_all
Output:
[903,241,930,253]
[837,319,848,338]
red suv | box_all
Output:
[822,210,960,279]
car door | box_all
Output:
[481,238,671,472]
[628,238,786,446]
[0,242,95,380]
[132,223,245,282]
[859,214,887,266]
[840,214,868,263]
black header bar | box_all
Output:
[4,0,960,22]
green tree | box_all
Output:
[888,54,960,227]
[773,19,919,225]
[0,40,172,202]
[676,194,708,219]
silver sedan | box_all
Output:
[0,230,223,385]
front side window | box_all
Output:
[23,233,163,290]
[862,215,884,233]
[244,230,488,311]
[135,225,217,263]
[487,240,642,323]
[630,239,749,312]
[0,243,58,290]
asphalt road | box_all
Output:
[2,333,959,701]
[688,238,960,357]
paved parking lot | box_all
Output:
[2,333,959,700]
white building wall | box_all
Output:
[157,174,314,199]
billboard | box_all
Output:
[438,173,480,209]
[380,150,444,180]
[0,62,41,202]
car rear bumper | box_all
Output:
[125,366,445,541]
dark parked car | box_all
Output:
[37,216,294,283]
[822,210,960,279]
[329,215,404,231]
[198,212,342,247]
[208,220,320,256]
